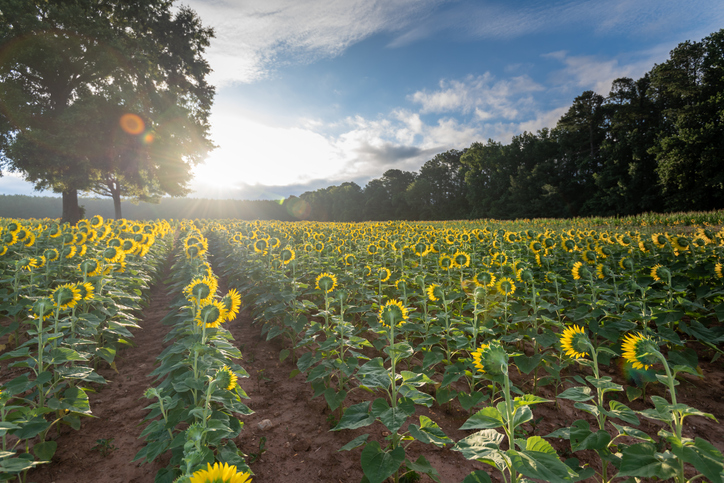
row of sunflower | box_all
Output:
[205,216,724,483]
[134,223,253,483]
[0,216,172,480]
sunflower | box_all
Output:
[184,276,218,304]
[75,282,95,301]
[572,261,585,280]
[0,245,7,256]
[33,256,46,269]
[313,241,325,252]
[315,272,337,293]
[595,263,609,280]
[650,264,670,283]
[495,277,515,296]
[439,255,453,270]
[376,267,391,283]
[529,240,542,253]
[197,299,228,329]
[90,215,104,228]
[619,257,632,271]
[253,239,268,254]
[280,247,295,264]
[453,251,471,268]
[426,284,444,302]
[81,259,103,277]
[48,224,62,238]
[378,299,409,328]
[621,333,659,370]
[475,271,496,288]
[413,242,429,257]
[471,341,508,376]
[363,265,372,277]
[52,283,82,311]
[716,262,723,279]
[103,246,122,263]
[23,232,36,247]
[216,365,239,391]
[19,257,38,271]
[221,289,242,321]
[367,244,378,255]
[63,245,77,260]
[189,462,252,483]
[344,254,356,266]
[560,325,589,359]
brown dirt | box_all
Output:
[3,268,723,483]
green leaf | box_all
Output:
[408,416,452,447]
[508,437,578,483]
[332,401,374,431]
[625,386,642,402]
[32,441,57,462]
[405,455,441,483]
[557,386,594,402]
[357,358,391,389]
[47,387,92,415]
[452,429,505,463]
[460,407,505,430]
[513,394,551,409]
[279,349,290,362]
[569,420,611,452]
[512,405,533,429]
[339,434,369,452]
[12,417,51,440]
[323,388,347,412]
[605,400,639,425]
[360,441,405,483]
[681,438,724,483]
[371,397,415,434]
[513,353,543,375]
[458,391,487,411]
[462,470,493,483]
[610,422,654,443]
[617,442,678,479]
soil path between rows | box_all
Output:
[27,253,177,483]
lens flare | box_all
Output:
[120,113,145,135]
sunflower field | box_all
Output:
[1,214,724,483]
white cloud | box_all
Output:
[185,0,443,85]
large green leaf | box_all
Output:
[617,442,678,479]
[460,407,504,430]
[32,441,57,462]
[557,386,593,402]
[452,429,505,467]
[508,436,578,483]
[680,438,724,483]
[339,434,369,452]
[360,441,405,483]
[357,358,391,389]
[332,401,374,431]
[408,416,451,447]
[462,470,493,483]
[569,420,611,452]
[371,397,415,434]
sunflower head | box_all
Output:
[560,325,590,360]
[184,276,218,304]
[453,251,471,268]
[18,257,38,271]
[715,262,723,279]
[90,215,104,228]
[280,247,295,264]
[215,365,239,391]
[189,462,252,483]
[619,257,633,271]
[572,261,589,281]
[221,289,242,321]
[197,299,228,329]
[426,283,444,302]
[495,277,516,296]
[596,264,612,280]
[621,333,660,370]
[650,264,670,283]
[517,268,534,283]
[376,267,391,283]
[378,299,409,328]
[471,340,508,376]
[52,283,82,311]
[395,279,407,291]
[439,255,453,269]
[76,282,95,301]
[475,271,496,288]
[315,272,337,293]
[32,297,55,320]
[344,254,356,266]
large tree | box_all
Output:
[0,0,214,223]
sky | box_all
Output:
[2,0,723,200]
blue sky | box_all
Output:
[2,0,723,200]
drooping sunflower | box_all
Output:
[560,325,589,359]
[18,257,38,271]
[189,462,252,483]
[102,246,122,263]
[621,333,659,370]
[90,215,104,228]
[495,277,515,296]
[280,247,295,264]
[619,257,632,271]
[378,299,409,328]
[471,340,508,376]
[426,283,444,302]
[52,283,82,311]
[344,254,356,266]
[75,282,95,301]
[33,256,46,269]
[395,278,407,291]
[650,264,670,283]
[253,238,268,255]
[23,232,36,247]
[216,365,239,391]
[315,272,337,293]
[715,262,723,279]
[439,255,453,270]
[221,289,242,321]
[572,261,584,281]
[197,299,228,329]
[367,244,379,256]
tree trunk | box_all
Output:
[61,189,81,225]
[111,184,123,219]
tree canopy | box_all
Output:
[0,0,215,222]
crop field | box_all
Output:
[1,213,724,483]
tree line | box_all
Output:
[293,29,724,222]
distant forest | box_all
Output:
[2,30,723,222]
